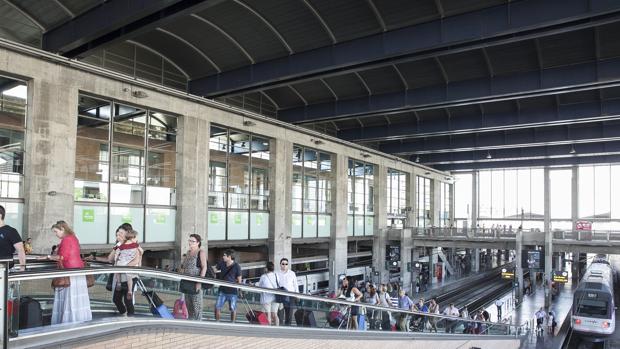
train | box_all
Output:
[571,255,616,341]
[296,266,373,295]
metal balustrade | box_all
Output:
[0,262,528,348]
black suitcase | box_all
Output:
[19,297,43,329]
[295,309,316,327]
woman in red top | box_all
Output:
[45,221,92,324]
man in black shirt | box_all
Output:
[213,249,242,322]
[0,205,26,270]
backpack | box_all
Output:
[196,250,215,289]
[173,297,188,319]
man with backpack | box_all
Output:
[213,249,242,322]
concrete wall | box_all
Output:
[0,43,452,277]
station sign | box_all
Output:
[575,221,592,231]
[501,268,515,280]
[553,270,569,283]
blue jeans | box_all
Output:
[215,293,238,311]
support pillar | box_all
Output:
[543,167,552,308]
[176,117,209,259]
[516,228,524,304]
[432,179,441,227]
[25,80,77,253]
[473,248,480,272]
[372,165,388,285]
[571,251,579,281]
[329,154,348,291]
[471,171,478,230]
[268,139,293,265]
[400,229,413,292]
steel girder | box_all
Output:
[380,121,620,155]
[43,0,225,57]
[435,154,620,171]
[279,57,620,123]
[340,97,620,142]
[189,0,620,97]
[416,141,620,165]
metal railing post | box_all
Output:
[0,259,10,349]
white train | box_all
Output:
[297,266,373,295]
[571,257,616,340]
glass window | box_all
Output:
[612,165,620,219]
[348,159,375,236]
[293,145,333,238]
[416,176,432,228]
[478,171,491,218]
[491,170,504,218]
[454,173,472,222]
[209,126,271,240]
[440,182,452,227]
[578,166,594,219]
[387,169,408,217]
[74,94,178,243]
[550,169,572,219]
[504,170,518,219]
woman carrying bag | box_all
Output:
[42,221,92,324]
[179,234,207,320]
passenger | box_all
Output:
[495,298,503,321]
[365,284,380,330]
[547,310,557,336]
[86,223,142,316]
[482,309,490,322]
[475,310,486,334]
[415,275,421,294]
[275,257,298,326]
[461,307,471,333]
[46,221,92,324]
[0,205,26,270]
[180,234,207,320]
[397,290,414,331]
[257,261,279,326]
[535,307,546,335]
[427,298,440,332]
[442,303,460,333]
[412,298,429,332]
[338,276,362,330]
[213,249,242,322]
[378,284,392,330]
[23,238,33,254]
[111,229,141,316]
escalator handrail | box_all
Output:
[9,266,525,333]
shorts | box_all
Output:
[262,302,280,313]
[215,293,238,311]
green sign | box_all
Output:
[82,209,95,223]
[306,216,314,225]
[122,215,132,224]
[255,214,263,225]
[210,212,219,224]
[234,214,242,224]
[155,214,166,224]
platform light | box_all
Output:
[243,120,256,127]
[569,145,576,154]
[415,156,420,163]
[486,151,492,159]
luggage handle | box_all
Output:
[241,296,255,317]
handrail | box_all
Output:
[9,266,524,331]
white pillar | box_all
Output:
[543,167,553,308]
[268,139,293,265]
[329,154,348,291]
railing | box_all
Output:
[3,264,528,346]
[413,227,519,239]
[552,230,620,242]
[0,96,26,116]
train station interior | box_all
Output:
[0,1,619,348]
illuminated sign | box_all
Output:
[552,270,569,283]
[501,268,515,280]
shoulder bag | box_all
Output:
[274,275,290,304]
[51,256,70,288]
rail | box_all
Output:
[3,263,528,347]
[409,227,620,243]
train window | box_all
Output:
[575,299,609,318]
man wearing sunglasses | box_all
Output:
[275,258,298,326]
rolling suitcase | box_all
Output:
[19,297,43,329]
[295,309,316,327]
[136,279,174,319]
[242,298,269,325]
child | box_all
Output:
[115,229,140,300]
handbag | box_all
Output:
[179,279,199,294]
[51,256,70,289]
[274,275,290,304]
[105,274,114,291]
[84,262,95,288]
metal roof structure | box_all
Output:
[2,0,620,171]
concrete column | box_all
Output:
[543,167,553,308]
[268,138,293,265]
[407,172,416,230]
[571,165,579,231]
[24,79,78,253]
[571,251,579,281]
[471,171,478,229]
[329,154,348,291]
[432,179,441,227]
[412,247,420,291]
[400,228,413,292]
[516,228,524,304]
[373,165,388,284]
[449,181,455,226]
[176,117,209,259]
[472,248,480,272]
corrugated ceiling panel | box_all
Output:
[486,40,539,76]
[438,50,489,82]
[372,0,438,30]
[395,58,444,89]
[308,0,381,42]
[358,66,405,94]
[324,73,369,100]
[538,29,595,69]
[243,0,332,53]
[291,80,335,104]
